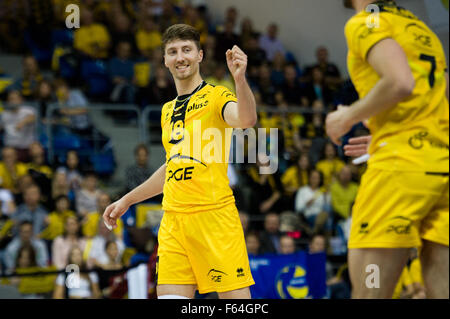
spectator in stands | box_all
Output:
[135,16,162,58]
[239,211,250,236]
[108,41,136,104]
[303,66,334,109]
[245,35,267,69]
[255,63,277,106]
[53,246,102,299]
[183,4,208,44]
[13,175,34,206]
[309,233,327,254]
[27,142,53,199]
[245,154,284,214]
[330,165,358,235]
[125,144,152,192]
[279,211,301,235]
[85,218,125,270]
[81,192,123,239]
[258,23,285,62]
[10,55,43,100]
[35,79,55,120]
[0,147,28,193]
[295,170,328,236]
[240,17,259,51]
[39,195,76,242]
[205,63,235,92]
[216,6,239,34]
[270,53,286,88]
[51,216,86,270]
[280,64,307,106]
[200,35,217,78]
[4,221,48,273]
[282,153,311,199]
[108,12,137,57]
[101,240,123,271]
[0,90,37,162]
[279,235,296,255]
[304,46,342,93]
[51,171,75,208]
[145,65,177,106]
[214,20,241,64]
[57,150,83,192]
[245,231,261,256]
[8,244,44,299]
[75,172,101,218]
[316,142,345,191]
[54,79,92,136]
[74,8,111,59]
[259,213,281,254]
[158,0,181,32]
[14,243,37,270]
[12,184,48,237]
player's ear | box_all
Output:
[198,49,204,63]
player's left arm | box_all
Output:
[223,45,257,129]
[326,38,415,145]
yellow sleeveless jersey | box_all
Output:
[160,82,237,213]
[345,1,449,172]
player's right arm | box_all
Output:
[103,163,166,229]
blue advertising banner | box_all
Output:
[249,251,327,299]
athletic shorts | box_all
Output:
[348,168,449,249]
[156,204,255,294]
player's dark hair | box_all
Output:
[162,24,201,52]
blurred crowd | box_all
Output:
[0,0,424,299]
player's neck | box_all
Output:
[175,74,204,96]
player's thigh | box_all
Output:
[157,284,197,299]
[183,205,255,295]
[156,212,197,287]
[348,248,410,298]
[420,174,449,247]
[349,169,440,249]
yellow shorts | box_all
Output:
[349,168,449,249]
[156,204,255,294]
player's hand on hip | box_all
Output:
[226,45,248,81]
[344,135,372,157]
[325,105,353,145]
[103,199,129,230]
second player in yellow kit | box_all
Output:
[343,1,449,249]
[327,0,449,298]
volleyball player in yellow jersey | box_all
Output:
[103,24,257,299]
[326,0,449,298]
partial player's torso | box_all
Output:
[346,3,449,172]
[160,83,236,212]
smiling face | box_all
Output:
[164,39,203,81]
